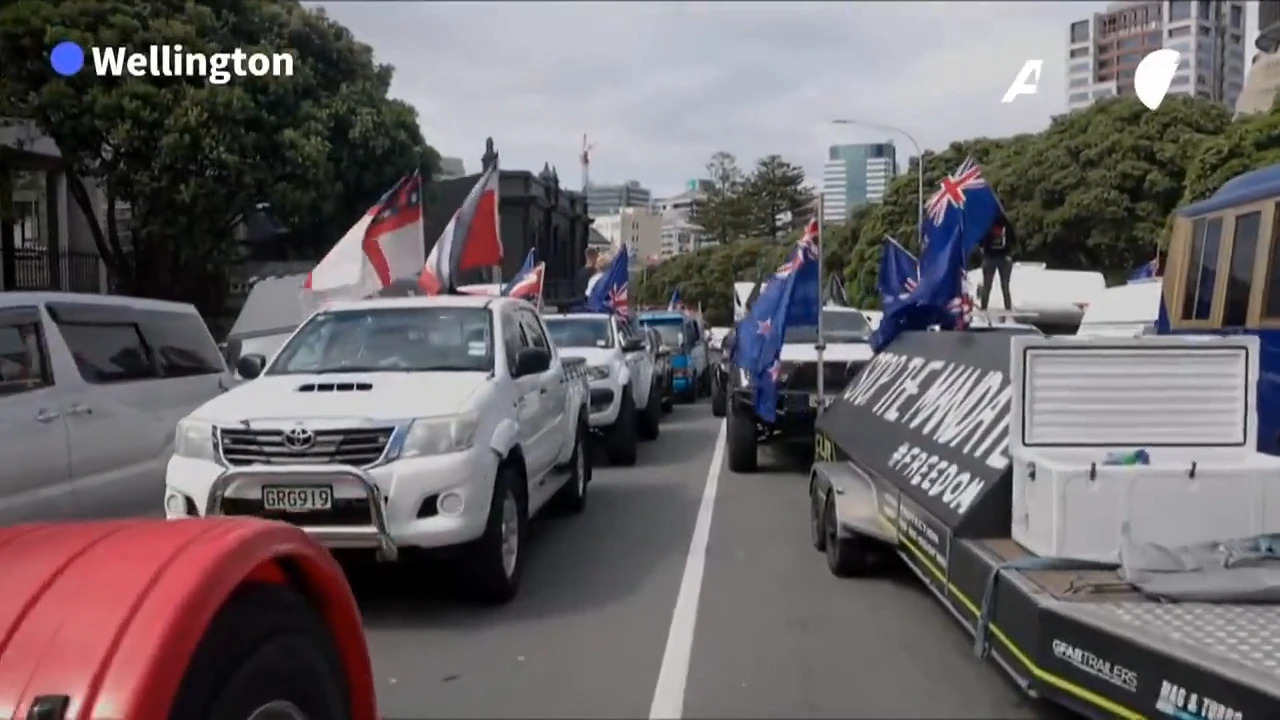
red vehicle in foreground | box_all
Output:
[0,518,377,720]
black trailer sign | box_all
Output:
[816,331,1016,538]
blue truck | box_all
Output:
[638,310,708,403]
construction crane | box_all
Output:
[580,134,595,192]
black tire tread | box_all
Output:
[461,465,526,603]
[726,402,758,473]
[169,582,347,720]
[607,389,639,465]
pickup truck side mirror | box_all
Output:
[513,347,551,377]
[656,346,672,359]
[621,338,645,353]
[236,353,266,380]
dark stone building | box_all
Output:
[422,139,590,307]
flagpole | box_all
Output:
[816,193,826,409]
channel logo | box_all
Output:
[1135,48,1181,111]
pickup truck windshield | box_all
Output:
[782,310,872,344]
[644,322,683,349]
[267,307,493,374]
[544,317,614,349]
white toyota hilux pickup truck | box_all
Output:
[164,294,590,603]
[542,312,659,466]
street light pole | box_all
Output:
[830,119,926,246]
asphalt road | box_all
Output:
[354,404,1059,719]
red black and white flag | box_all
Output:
[419,163,504,294]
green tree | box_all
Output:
[697,151,753,245]
[841,96,1233,302]
[1182,108,1280,207]
[740,154,813,241]
[635,239,789,326]
[0,0,436,315]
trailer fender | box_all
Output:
[810,462,898,545]
[0,518,376,720]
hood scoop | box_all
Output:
[297,382,373,393]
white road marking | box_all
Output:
[649,419,727,720]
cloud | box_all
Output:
[315,1,1256,197]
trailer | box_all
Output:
[810,330,1280,720]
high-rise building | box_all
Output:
[821,142,897,225]
[1235,2,1280,115]
[585,180,651,218]
[652,180,716,258]
[590,207,662,262]
[1065,1,1247,113]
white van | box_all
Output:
[967,262,1106,334]
[1077,281,1162,338]
[223,273,311,375]
[0,292,230,523]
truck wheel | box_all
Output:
[680,381,697,404]
[461,466,526,603]
[554,419,590,514]
[638,381,661,441]
[810,482,827,552]
[607,389,638,466]
[824,495,872,578]
[726,401,758,473]
[661,384,674,414]
[711,380,726,417]
[168,583,347,720]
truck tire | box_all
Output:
[726,401,758,473]
[661,382,674,413]
[711,378,726,417]
[170,583,346,720]
[638,380,661,441]
[554,419,591,514]
[0,520,375,720]
[679,380,697,404]
[810,482,827,552]
[824,495,873,578]
[461,466,527,603]
[607,389,639,466]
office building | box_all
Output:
[1235,2,1280,115]
[590,207,662,262]
[821,142,897,225]
[437,157,465,180]
[585,180,651,218]
[1065,1,1247,113]
[652,179,713,218]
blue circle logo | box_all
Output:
[50,41,85,77]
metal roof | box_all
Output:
[1179,163,1280,217]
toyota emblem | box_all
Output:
[283,427,315,451]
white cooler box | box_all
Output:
[1007,335,1280,563]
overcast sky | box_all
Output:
[316,1,1260,198]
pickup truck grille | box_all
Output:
[220,497,373,526]
[217,426,394,467]
[784,361,863,393]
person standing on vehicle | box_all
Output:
[585,251,611,297]
[575,247,599,298]
[977,216,1015,311]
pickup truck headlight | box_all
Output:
[586,365,612,381]
[174,419,218,462]
[400,413,480,458]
